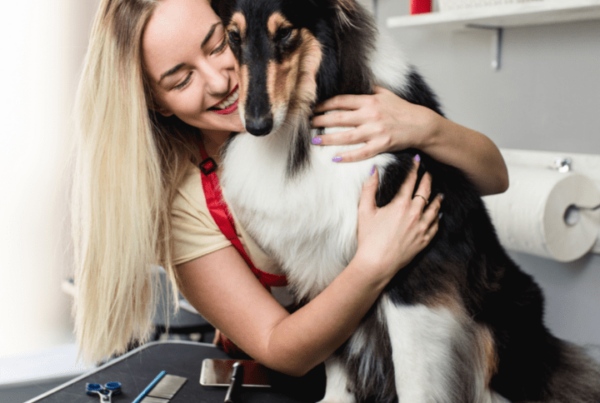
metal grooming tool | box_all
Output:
[200,359,273,388]
[138,398,167,403]
[224,362,244,403]
[85,382,122,403]
[132,371,187,403]
[132,372,166,403]
[141,396,168,403]
[146,374,187,400]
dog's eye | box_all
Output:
[228,31,241,45]
[275,28,293,42]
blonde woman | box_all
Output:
[74,0,508,374]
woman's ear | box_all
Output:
[145,87,174,116]
[151,102,174,117]
[156,107,174,117]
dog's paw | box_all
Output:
[320,358,356,403]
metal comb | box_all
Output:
[147,374,187,400]
[140,398,169,403]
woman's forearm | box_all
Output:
[311,88,509,196]
[418,116,508,196]
[262,255,388,376]
[179,247,392,377]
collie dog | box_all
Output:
[211,0,600,401]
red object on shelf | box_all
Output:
[410,0,432,14]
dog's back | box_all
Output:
[213,0,600,402]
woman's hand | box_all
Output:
[177,157,441,376]
[311,86,439,163]
[311,86,509,196]
[354,157,442,283]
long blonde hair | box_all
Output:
[73,0,199,362]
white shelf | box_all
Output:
[387,0,600,29]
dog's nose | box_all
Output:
[246,116,273,136]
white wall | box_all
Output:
[376,0,600,346]
[0,0,99,358]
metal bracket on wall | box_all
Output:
[466,24,504,71]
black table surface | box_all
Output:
[27,341,325,403]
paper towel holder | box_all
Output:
[497,148,600,257]
[564,205,580,227]
[552,158,572,173]
[564,203,600,227]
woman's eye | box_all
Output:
[173,72,192,90]
[211,37,228,55]
[228,31,241,45]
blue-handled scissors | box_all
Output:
[86,382,122,403]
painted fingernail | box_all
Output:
[370,165,376,176]
[439,212,444,220]
[312,137,322,145]
[440,193,445,201]
[332,156,343,162]
[414,154,421,162]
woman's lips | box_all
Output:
[209,85,239,115]
[211,98,239,115]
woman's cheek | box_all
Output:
[177,88,204,120]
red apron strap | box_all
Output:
[197,141,288,291]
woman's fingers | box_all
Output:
[411,171,433,211]
[421,193,443,226]
[358,166,379,217]
[329,141,388,163]
[313,123,395,163]
[394,157,421,203]
[424,215,440,244]
[312,109,367,129]
[313,127,367,146]
[354,156,443,278]
[313,94,368,114]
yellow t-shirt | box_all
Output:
[171,162,293,304]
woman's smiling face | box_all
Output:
[142,0,244,134]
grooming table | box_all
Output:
[25,341,325,403]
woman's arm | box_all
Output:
[311,87,509,196]
[177,162,442,376]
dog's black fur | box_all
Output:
[211,0,600,402]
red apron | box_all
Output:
[198,142,287,354]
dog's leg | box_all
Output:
[318,356,356,403]
[382,296,487,403]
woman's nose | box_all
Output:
[203,57,234,96]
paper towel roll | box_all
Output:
[483,166,600,262]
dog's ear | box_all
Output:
[336,0,357,12]
[331,0,358,27]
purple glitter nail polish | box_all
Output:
[415,154,421,162]
[332,156,343,162]
[370,165,376,176]
[312,137,322,145]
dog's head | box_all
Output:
[212,0,369,137]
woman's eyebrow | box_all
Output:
[201,22,221,47]
[157,22,222,85]
[159,63,185,84]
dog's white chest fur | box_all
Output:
[221,32,407,300]
[221,127,395,300]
